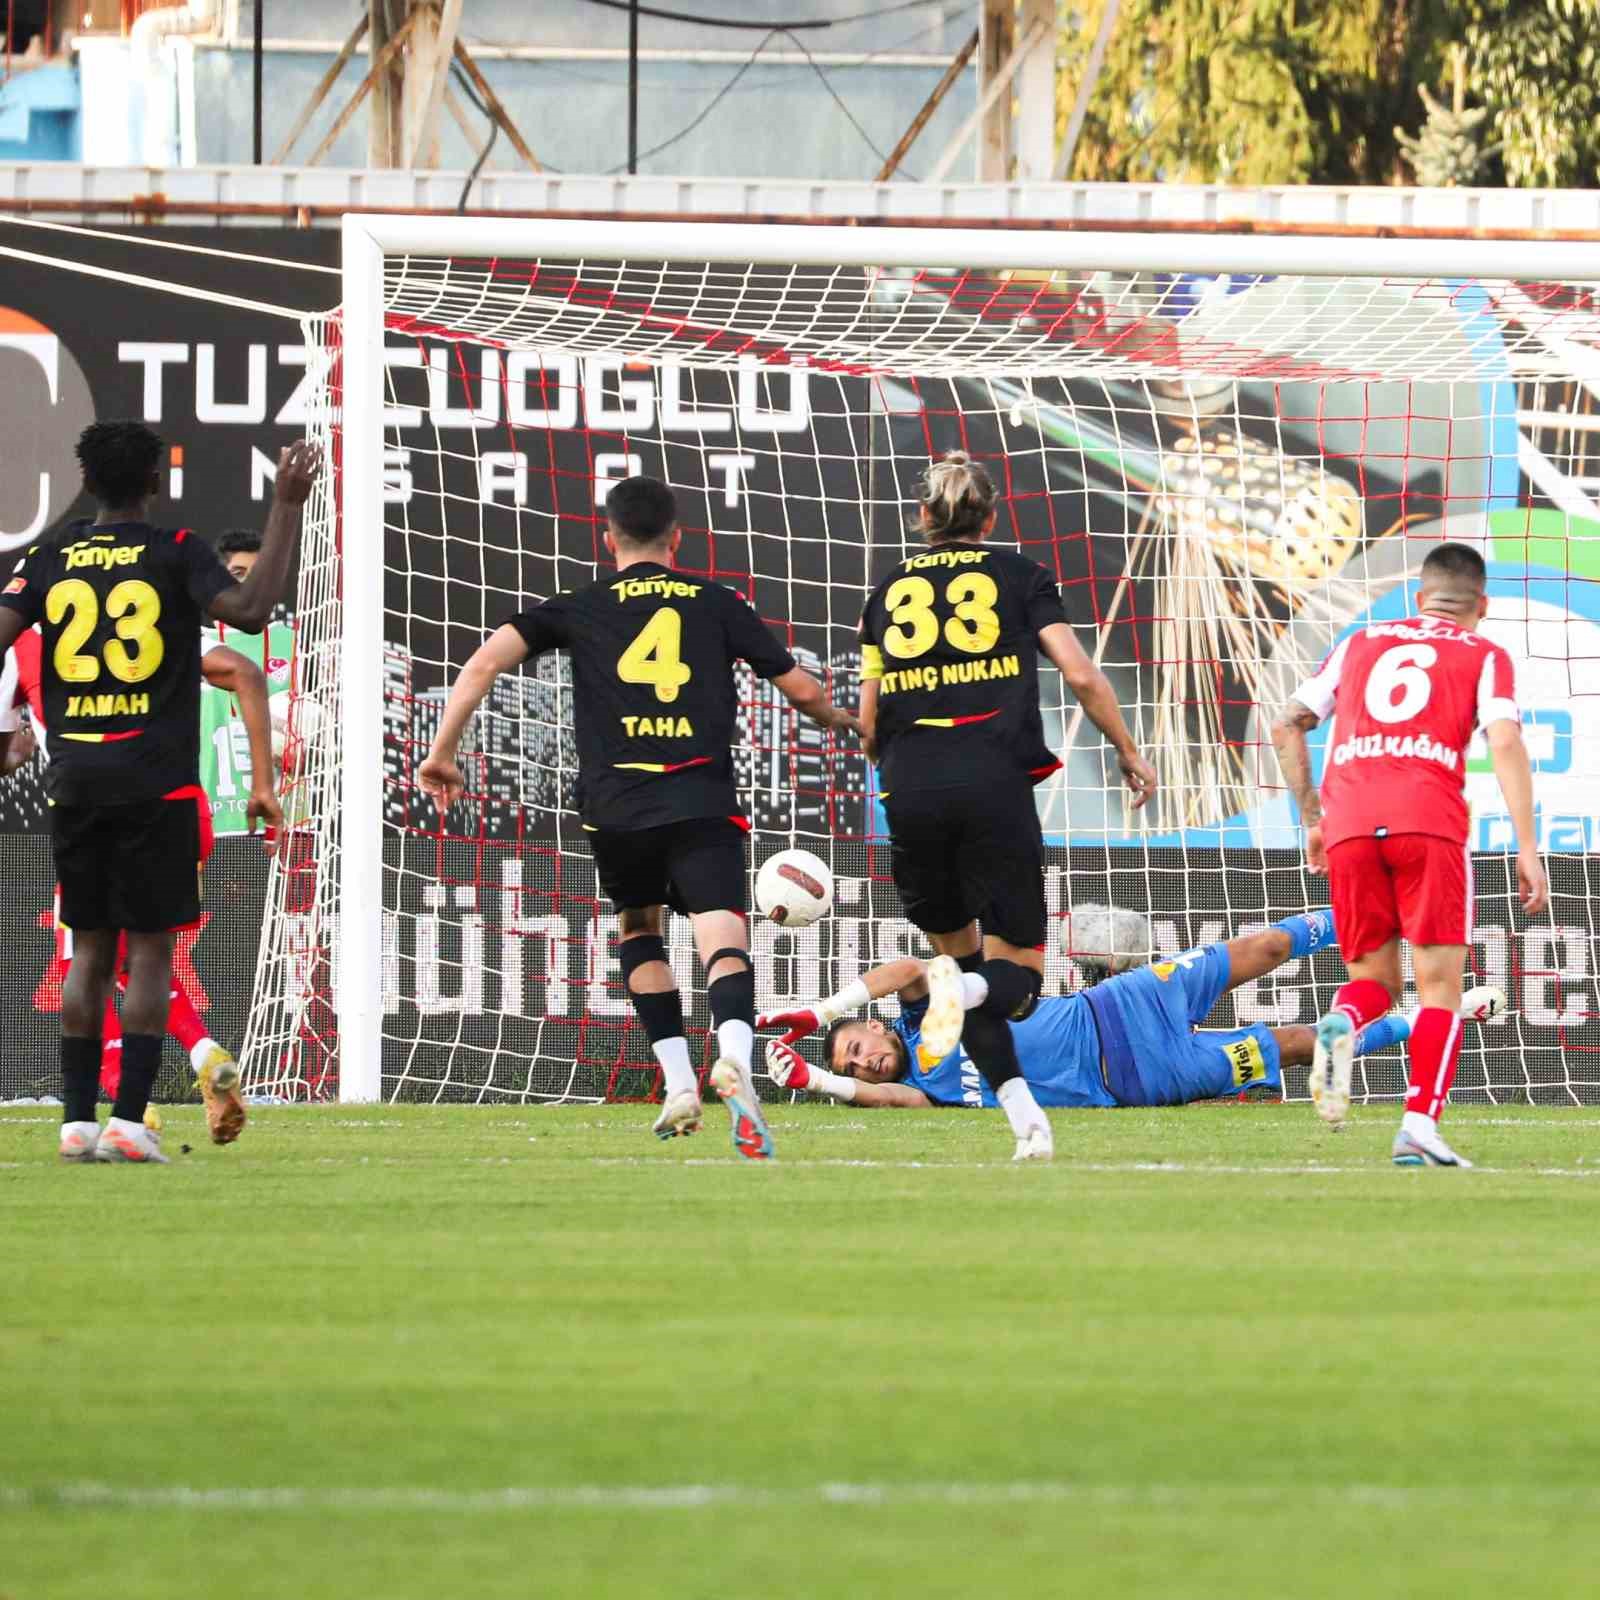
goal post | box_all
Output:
[246,211,1600,1107]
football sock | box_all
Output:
[961,1006,1023,1091]
[1405,1006,1463,1122]
[629,985,685,1046]
[1331,978,1391,1032]
[189,1037,221,1073]
[976,959,1042,1021]
[960,972,988,1009]
[166,981,209,1053]
[707,967,755,1072]
[955,950,984,974]
[98,994,123,1099]
[1354,1013,1411,1057]
[1275,908,1336,959]
[61,1036,101,1125]
[110,1033,162,1127]
[995,1076,1048,1139]
[652,1037,697,1100]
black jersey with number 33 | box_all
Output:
[859,541,1068,792]
[509,562,796,831]
[0,521,235,804]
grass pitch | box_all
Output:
[3,1101,1598,1599]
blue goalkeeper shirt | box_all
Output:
[892,992,1116,1109]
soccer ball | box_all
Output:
[755,848,834,928]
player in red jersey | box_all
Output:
[1272,543,1547,1168]
[2,623,279,1142]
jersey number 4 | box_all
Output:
[46,578,165,685]
[882,572,1000,660]
[1363,643,1437,724]
[617,606,693,704]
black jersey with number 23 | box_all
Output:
[859,540,1068,792]
[0,521,235,804]
[509,562,796,831]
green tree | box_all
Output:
[1454,0,1600,186]
[1055,0,1443,185]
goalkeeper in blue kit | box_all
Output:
[761,908,1505,1112]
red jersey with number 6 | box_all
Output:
[1290,614,1518,850]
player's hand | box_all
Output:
[418,752,465,813]
[1517,846,1549,916]
[246,784,284,852]
[829,707,865,739]
[765,1039,812,1091]
[1305,822,1328,875]
[1117,749,1158,810]
[273,440,323,506]
[757,1006,823,1046]
[3,719,37,774]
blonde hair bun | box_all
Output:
[915,450,996,543]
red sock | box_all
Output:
[99,994,123,1099]
[166,978,210,1054]
[1406,1007,1462,1122]
[1332,978,1391,1031]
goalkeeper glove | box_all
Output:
[757,977,872,1046]
[766,1040,857,1103]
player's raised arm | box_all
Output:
[722,588,859,736]
[757,956,928,1044]
[417,623,532,814]
[1270,699,1327,872]
[202,645,282,848]
[208,441,321,632]
[1036,620,1156,809]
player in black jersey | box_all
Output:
[0,420,320,1164]
[857,451,1157,1160]
[418,475,858,1160]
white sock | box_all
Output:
[960,972,988,1009]
[716,1019,753,1074]
[189,1037,218,1073]
[1402,1109,1437,1139]
[995,1076,1047,1139]
[653,1037,696,1099]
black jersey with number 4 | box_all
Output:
[509,562,796,831]
[0,521,235,804]
[859,540,1068,793]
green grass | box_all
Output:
[3,1101,1599,1599]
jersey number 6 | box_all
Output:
[881,572,1001,660]
[1363,643,1437,725]
[46,578,166,686]
[617,605,693,704]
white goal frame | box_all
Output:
[335,212,1600,1104]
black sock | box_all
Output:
[111,1033,162,1126]
[707,967,755,1031]
[956,950,984,974]
[61,1036,101,1124]
[961,1007,1023,1092]
[630,987,685,1046]
[979,959,1042,1021]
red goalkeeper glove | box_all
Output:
[756,1007,824,1047]
[764,1039,812,1090]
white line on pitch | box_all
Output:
[5,1481,1599,1514]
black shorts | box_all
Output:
[52,796,202,934]
[882,779,1046,947]
[588,817,748,917]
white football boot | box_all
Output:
[1392,1118,1474,1169]
[652,1089,703,1141]
[918,954,966,1067]
[709,1059,774,1161]
[93,1116,170,1165]
[1309,1010,1355,1127]
[1459,985,1507,1024]
[1012,1123,1054,1162]
[58,1121,100,1163]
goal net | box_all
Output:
[242,217,1600,1107]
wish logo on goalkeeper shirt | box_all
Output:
[858,542,1068,791]
[507,562,796,831]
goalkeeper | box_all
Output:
[762,908,1503,1110]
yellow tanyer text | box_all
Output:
[611,577,702,601]
[903,549,987,571]
[64,543,146,571]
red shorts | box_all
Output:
[1326,833,1472,961]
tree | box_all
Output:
[1054,0,1444,186]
